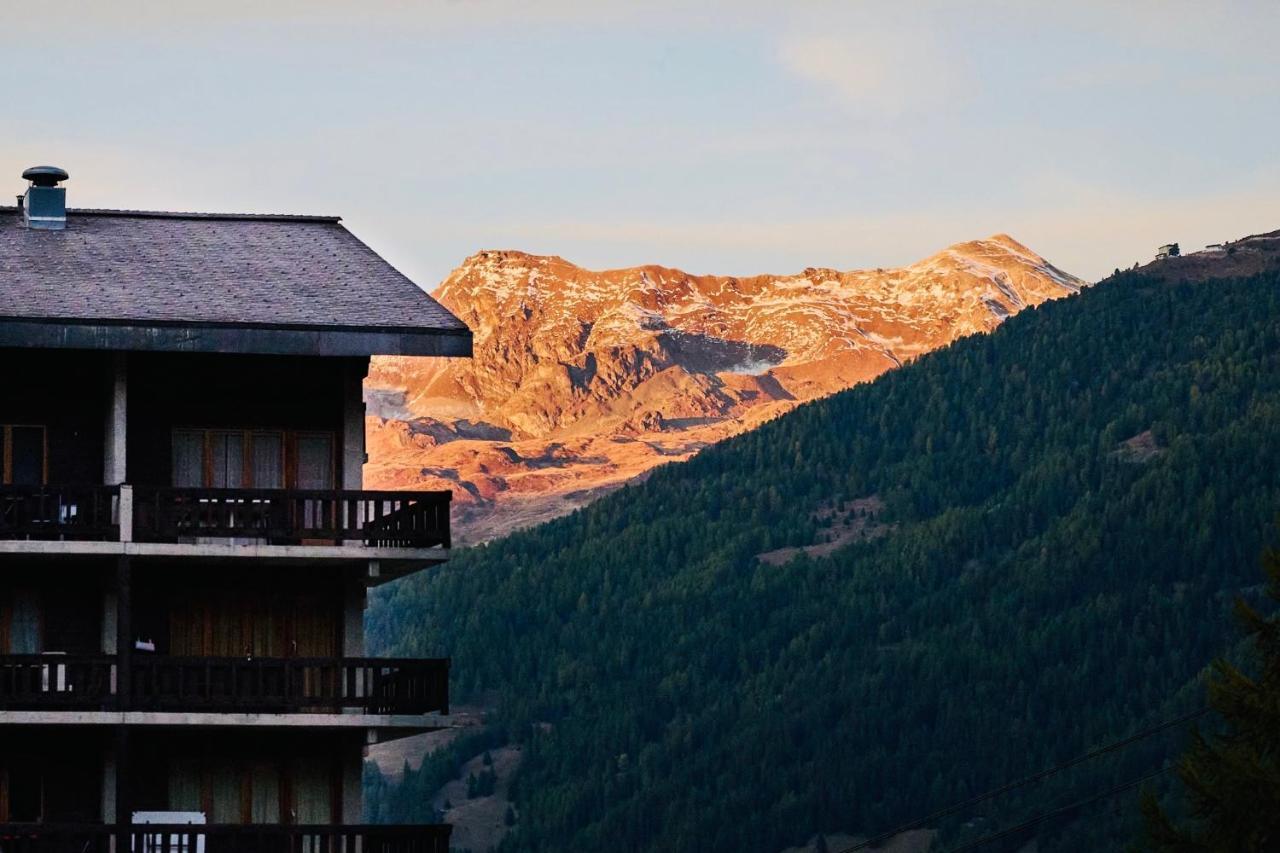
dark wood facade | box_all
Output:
[0,348,453,841]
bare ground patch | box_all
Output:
[365,706,486,779]
[780,828,936,853]
[758,495,893,566]
[434,745,524,853]
[1112,429,1164,463]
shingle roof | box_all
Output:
[0,207,471,356]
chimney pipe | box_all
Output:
[21,165,69,230]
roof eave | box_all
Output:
[0,317,473,358]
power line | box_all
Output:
[833,707,1208,853]
[940,765,1173,853]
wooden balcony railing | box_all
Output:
[0,485,450,550]
[0,656,448,716]
[0,484,119,541]
[131,487,451,549]
[0,655,116,709]
[0,824,452,853]
[131,656,450,715]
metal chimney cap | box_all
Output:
[22,165,69,187]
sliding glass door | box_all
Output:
[171,430,290,489]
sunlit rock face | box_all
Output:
[366,235,1085,543]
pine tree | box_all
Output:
[1142,539,1280,851]
[478,767,498,796]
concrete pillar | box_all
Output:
[104,353,128,486]
[102,743,117,823]
[342,358,369,491]
[113,557,132,837]
[116,556,132,704]
[102,591,118,654]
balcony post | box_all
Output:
[114,724,131,853]
[102,745,117,847]
[104,352,128,486]
[118,484,133,543]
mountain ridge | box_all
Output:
[366,235,1085,542]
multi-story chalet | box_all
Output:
[0,166,470,850]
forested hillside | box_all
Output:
[368,257,1280,851]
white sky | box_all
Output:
[1,0,1277,285]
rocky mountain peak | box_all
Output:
[366,236,1086,543]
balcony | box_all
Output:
[132,487,451,548]
[0,656,448,716]
[0,484,120,541]
[0,824,452,852]
[0,485,450,550]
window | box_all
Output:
[209,432,244,489]
[250,762,281,822]
[292,433,336,533]
[172,430,204,488]
[171,429,302,489]
[291,756,335,824]
[253,433,284,488]
[1,590,41,654]
[168,756,321,824]
[295,433,334,490]
[1,425,46,485]
[208,761,241,822]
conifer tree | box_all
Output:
[1143,539,1280,851]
